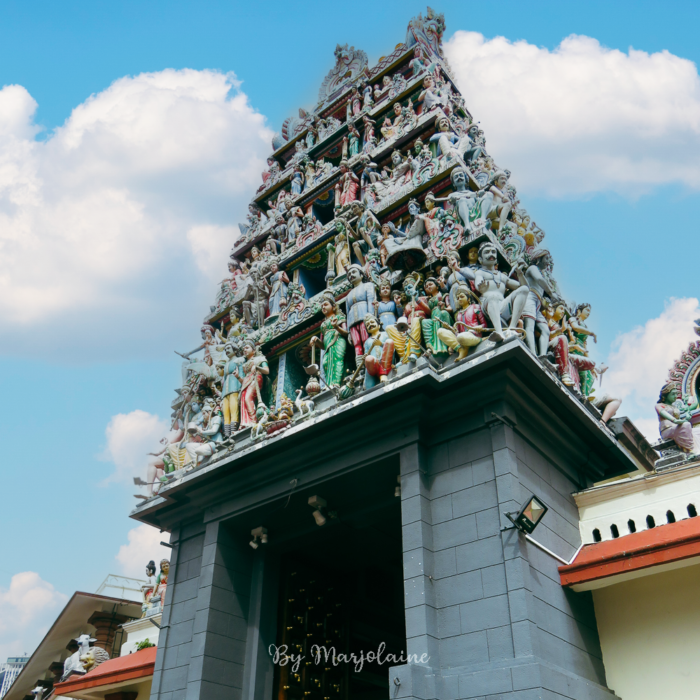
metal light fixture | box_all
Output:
[503,495,582,566]
[308,495,328,526]
[506,494,548,534]
[249,526,268,549]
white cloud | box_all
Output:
[0,69,272,359]
[101,409,169,485]
[603,297,700,439]
[115,525,171,579]
[0,572,67,660]
[445,32,700,196]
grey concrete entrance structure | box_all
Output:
[133,342,639,700]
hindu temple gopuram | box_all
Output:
[116,9,700,700]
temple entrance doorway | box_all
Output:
[272,489,405,700]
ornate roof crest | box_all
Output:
[317,43,368,105]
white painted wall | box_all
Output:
[593,562,700,700]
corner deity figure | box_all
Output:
[345,264,377,360]
[656,383,698,454]
[474,241,529,343]
[221,342,245,435]
[522,249,557,356]
[362,314,394,389]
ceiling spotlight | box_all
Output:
[249,526,268,549]
[308,495,328,527]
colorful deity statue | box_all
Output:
[291,166,305,196]
[362,314,394,389]
[184,397,225,466]
[417,74,449,114]
[345,264,378,359]
[421,276,452,354]
[350,201,381,265]
[235,340,269,425]
[267,258,289,318]
[409,45,429,76]
[430,116,482,164]
[383,199,427,271]
[335,159,360,209]
[486,171,513,232]
[362,115,376,152]
[221,342,245,435]
[436,284,487,361]
[387,273,430,363]
[329,218,351,278]
[141,561,157,617]
[311,293,348,387]
[347,123,361,158]
[568,303,597,396]
[440,249,478,312]
[656,384,697,454]
[522,249,557,356]
[374,279,401,330]
[433,167,492,232]
[474,241,529,343]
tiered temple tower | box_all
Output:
[133,10,655,700]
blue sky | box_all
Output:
[2,0,700,657]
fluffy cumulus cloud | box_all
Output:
[444,32,700,196]
[0,572,68,660]
[101,409,169,485]
[115,524,171,579]
[0,70,272,359]
[602,297,700,438]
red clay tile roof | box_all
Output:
[53,646,156,695]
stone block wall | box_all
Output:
[151,520,253,700]
[395,418,618,700]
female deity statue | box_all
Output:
[436,284,486,361]
[267,259,289,318]
[569,303,597,396]
[310,294,348,387]
[347,123,361,158]
[378,221,405,267]
[233,341,269,425]
[422,277,451,354]
[291,166,305,196]
[330,220,351,278]
[374,279,400,330]
[335,160,359,208]
[350,86,362,116]
[409,45,428,76]
[656,384,697,453]
[141,561,157,617]
[304,158,316,190]
[362,82,373,110]
[362,115,376,152]
[150,559,170,609]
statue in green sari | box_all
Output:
[310,293,348,388]
[569,303,597,396]
[421,276,452,355]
